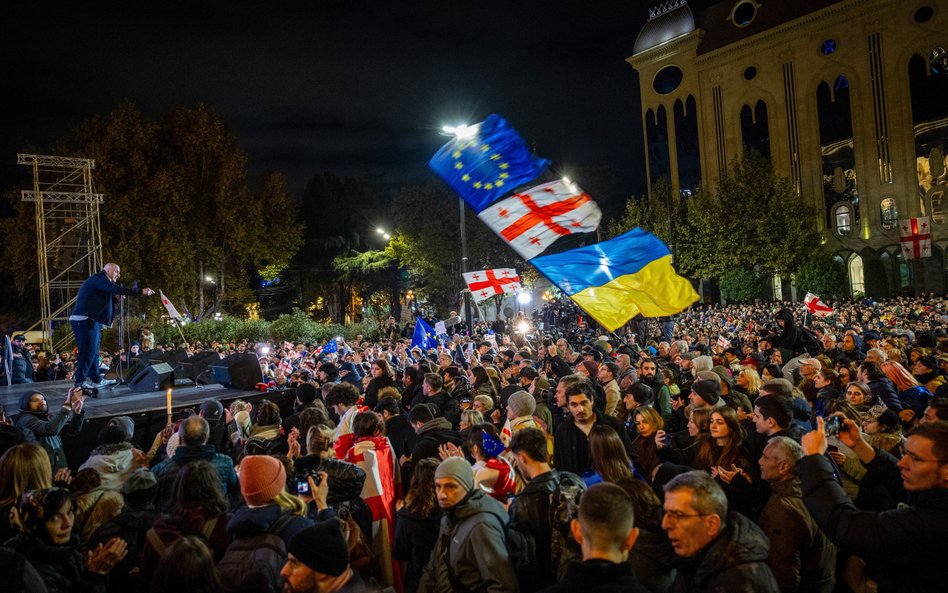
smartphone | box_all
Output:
[824,416,843,437]
[296,480,310,495]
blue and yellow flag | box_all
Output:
[531,228,698,331]
[411,316,439,351]
[428,114,550,213]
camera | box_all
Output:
[824,416,843,437]
[295,469,323,495]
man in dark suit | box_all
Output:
[70,263,153,389]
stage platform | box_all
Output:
[1,379,297,469]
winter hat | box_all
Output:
[200,399,224,422]
[234,410,252,439]
[96,426,127,446]
[239,455,287,505]
[122,468,158,507]
[691,379,722,406]
[580,360,599,379]
[435,456,474,493]
[288,520,349,576]
[507,390,536,418]
[107,416,135,441]
[710,366,735,387]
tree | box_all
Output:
[719,268,764,303]
[0,101,303,322]
[795,250,848,299]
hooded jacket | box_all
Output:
[79,442,138,491]
[670,512,779,593]
[226,504,313,548]
[409,418,463,468]
[417,489,519,593]
[151,444,237,513]
[14,393,82,472]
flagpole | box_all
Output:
[172,319,189,349]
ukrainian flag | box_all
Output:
[531,227,698,331]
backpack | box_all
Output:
[548,471,586,578]
[801,326,824,356]
[216,514,294,593]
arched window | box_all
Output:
[772,274,782,300]
[835,203,853,236]
[645,106,671,190]
[848,254,865,297]
[818,76,860,232]
[909,53,948,223]
[879,197,898,230]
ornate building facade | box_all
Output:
[628,0,948,297]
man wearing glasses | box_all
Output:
[800,416,948,592]
[661,470,779,592]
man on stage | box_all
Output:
[70,263,154,389]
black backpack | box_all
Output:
[217,514,294,593]
[801,326,825,356]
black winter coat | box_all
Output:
[669,512,779,593]
[393,505,441,593]
[384,414,418,459]
[6,533,107,593]
[87,507,160,593]
[798,451,948,593]
[553,413,634,476]
[538,559,651,593]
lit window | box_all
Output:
[931,188,947,223]
[835,204,853,236]
[880,198,898,230]
[821,39,837,56]
[849,255,865,296]
[772,274,782,300]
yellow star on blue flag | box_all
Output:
[411,316,439,351]
[428,114,550,213]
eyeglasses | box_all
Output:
[662,510,711,523]
[903,450,948,464]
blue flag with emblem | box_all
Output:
[411,316,439,351]
[428,114,550,213]
[322,338,338,354]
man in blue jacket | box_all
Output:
[70,263,153,389]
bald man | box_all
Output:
[70,263,153,389]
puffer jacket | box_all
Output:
[670,512,779,593]
[417,489,518,593]
[79,442,139,491]
[296,455,373,539]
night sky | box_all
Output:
[1,1,715,215]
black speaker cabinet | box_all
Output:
[127,362,175,392]
[209,352,263,390]
[178,351,222,383]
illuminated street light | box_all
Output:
[441,124,479,139]
[376,228,385,234]
[517,291,532,304]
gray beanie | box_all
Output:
[107,416,135,442]
[507,390,536,418]
[435,456,474,493]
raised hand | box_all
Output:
[86,537,128,575]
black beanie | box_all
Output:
[691,379,721,406]
[288,520,349,576]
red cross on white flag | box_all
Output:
[899,216,932,260]
[477,179,602,260]
[159,290,185,321]
[463,268,522,303]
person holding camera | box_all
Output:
[13,387,86,472]
[800,416,948,592]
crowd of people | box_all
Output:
[2,293,948,593]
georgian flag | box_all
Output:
[463,268,522,303]
[804,293,834,318]
[477,179,602,260]
[159,290,184,321]
[899,217,932,260]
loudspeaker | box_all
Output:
[178,351,222,383]
[209,353,263,390]
[127,362,175,392]
[139,350,172,365]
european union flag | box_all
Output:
[322,338,338,354]
[411,316,438,351]
[428,114,550,213]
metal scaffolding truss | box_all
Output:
[18,153,103,351]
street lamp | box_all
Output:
[443,122,475,334]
